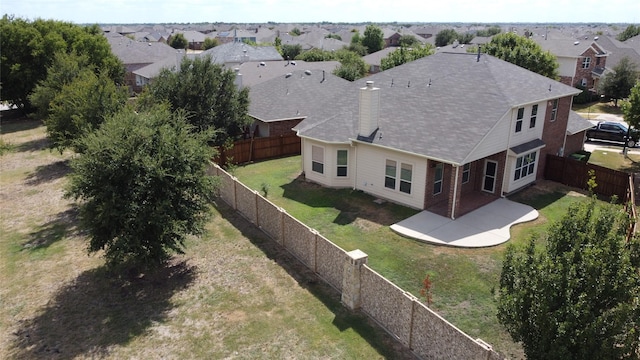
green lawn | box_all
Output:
[573,100,624,119]
[233,157,593,359]
[589,149,640,172]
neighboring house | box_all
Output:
[249,52,582,219]
[105,33,179,94]
[383,29,402,47]
[534,38,609,91]
[362,47,399,73]
[169,30,209,50]
[200,41,283,68]
[247,69,350,139]
[592,35,640,71]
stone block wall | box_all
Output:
[256,195,284,243]
[208,162,504,360]
[235,181,258,224]
[315,234,345,291]
[361,265,414,347]
[283,215,316,269]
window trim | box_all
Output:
[513,151,537,181]
[529,104,538,129]
[550,99,559,122]
[515,107,524,133]
[482,160,498,193]
[399,163,412,194]
[336,149,348,177]
[385,160,397,190]
[433,163,444,195]
[582,57,591,69]
[462,163,471,184]
[311,145,324,174]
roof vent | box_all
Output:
[594,36,599,40]
[260,61,266,66]
[574,41,580,45]
[304,70,312,75]
[291,61,297,65]
[285,73,292,78]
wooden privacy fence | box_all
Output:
[544,154,631,202]
[214,134,301,165]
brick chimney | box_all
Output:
[358,81,380,137]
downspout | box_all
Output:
[352,142,358,190]
[451,165,460,220]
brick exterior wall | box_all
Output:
[267,119,302,137]
[424,160,451,209]
[564,131,587,156]
[573,45,607,90]
[539,95,573,179]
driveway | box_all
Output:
[390,198,538,248]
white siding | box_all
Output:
[354,144,427,209]
[557,56,577,79]
[464,113,510,163]
[301,139,354,188]
[504,150,540,193]
[507,103,545,148]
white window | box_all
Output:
[337,150,348,177]
[311,145,324,174]
[514,152,537,181]
[550,99,559,122]
[529,104,538,128]
[385,160,397,189]
[515,107,524,133]
[582,57,591,69]
[483,160,498,193]
[433,163,443,195]
[462,163,471,184]
[581,78,588,87]
[400,163,412,194]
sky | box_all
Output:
[1,0,639,25]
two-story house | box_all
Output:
[260,52,581,219]
[534,38,609,91]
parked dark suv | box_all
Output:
[585,121,639,147]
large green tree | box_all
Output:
[435,29,458,47]
[281,44,302,60]
[144,55,250,145]
[362,25,384,54]
[0,15,123,111]
[598,57,639,107]
[483,32,559,79]
[617,25,640,42]
[332,49,368,81]
[66,105,216,269]
[622,81,640,129]
[498,198,640,360]
[380,44,435,71]
[169,33,188,50]
[44,69,128,153]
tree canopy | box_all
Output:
[617,24,640,42]
[483,32,559,79]
[435,29,458,47]
[0,15,123,111]
[362,25,384,54]
[498,198,640,359]
[43,68,128,153]
[622,81,640,129]
[169,33,188,49]
[332,49,368,81]
[66,105,216,269]
[281,44,302,60]
[143,55,250,145]
[202,37,219,50]
[380,44,435,71]
[598,57,639,107]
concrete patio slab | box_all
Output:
[390,198,538,248]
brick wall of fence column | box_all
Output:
[209,162,503,359]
